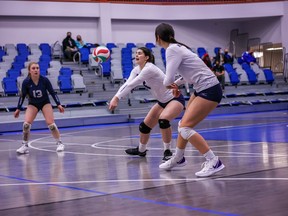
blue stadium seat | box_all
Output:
[39,43,52,56]
[223,63,240,86]
[7,69,21,79]
[60,67,73,76]
[197,47,207,58]
[241,63,258,84]
[3,77,18,95]
[58,75,73,93]
[79,48,90,65]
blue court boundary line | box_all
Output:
[0,174,239,216]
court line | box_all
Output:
[0,174,238,216]
[1,177,288,187]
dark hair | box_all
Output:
[138,47,155,64]
[155,23,191,50]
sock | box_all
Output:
[203,149,216,161]
[22,141,28,146]
[163,141,171,150]
[174,147,185,161]
[138,143,147,152]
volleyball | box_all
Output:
[92,46,110,63]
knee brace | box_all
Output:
[158,119,171,129]
[178,120,197,140]
[139,121,152,134]
[48,123,58,132]
[23,122,31,132]
[23,122,31,141]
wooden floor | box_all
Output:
[0,110,288,216]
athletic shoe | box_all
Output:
[56,141,65,152]
[162,149,173,162]
[16,144,29,154]
[195,157,225,177]
[125,147,147,157]
[159,156,187,170]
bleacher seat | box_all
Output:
[71,74,86,92]
[110,68,123,84]
[197,47,207,58]
[60,67,73,76]
[3,77,18,95]
[39,43,52,56]
[7,69,21,79]
[58,75,73,93]
[78,47,90,65]
[46,76,60,92]
[223,63,240,86]
[241,63,258,84]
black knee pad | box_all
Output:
[158,119,171,129]
[139,121,151,134]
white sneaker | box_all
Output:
[159,156,187,171]
[195,157,225,177]
[16,144,29,154]
[56,141,65,152]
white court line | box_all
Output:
[1,177,288,187]
[28,136,288,158]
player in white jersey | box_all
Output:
[156,23,225,177]
[109,47,185,161]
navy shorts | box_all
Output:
[194,83,223,103]
[29,99,51,111]
[157,94,185,109]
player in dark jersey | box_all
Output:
[14,62,65,154]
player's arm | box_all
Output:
[163,48,182,87]
[14,81,28,118]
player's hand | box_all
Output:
[168,83,181,97]
[108,97,119,111]
[58,105,65,113]
[14,109,20,118]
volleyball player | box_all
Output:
[109,47,185,161]
[155,23,225,177]
[14,62,65,154]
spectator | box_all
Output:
[242,48,256,65]
[201,53,213,70]
[213,48,224,65]
[223,48,234,65]
[62,32,78,61]
[75,35,87,49]
[212,60,225,90]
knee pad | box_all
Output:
[23,122,31,133]
[158,119,171,129]
[139,121,151,134]
[178,126,197,140]
[48,123,58,131]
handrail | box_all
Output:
[29,0,282,5]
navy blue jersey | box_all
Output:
[17,75,61,109]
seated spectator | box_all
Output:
[213,48,224,65]
[242,48,256,65]
[201,53,213,70]
[223,48,234,65]
[212,60,225,90]
[75,35,88,49]
[62,32,78,61]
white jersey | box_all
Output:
[164,43,219,93]
[115,62,174,103]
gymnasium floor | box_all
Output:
[0,110,288,216]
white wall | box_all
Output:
[0,1,286,50]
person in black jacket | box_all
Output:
[62,32,78,61]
